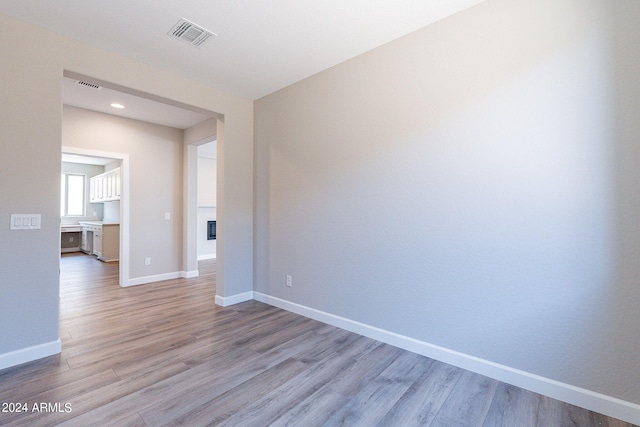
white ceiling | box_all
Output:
[0,0,485,101]
[62,77,214,129]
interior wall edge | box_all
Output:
[0,339,61,372]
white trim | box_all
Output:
[0,339,61,371]
[182,270,199,279]
[253,292,640,426]
[125,271,182,287]
[197,254,216,261]
[215,291,254,307]
[61,247,81,253]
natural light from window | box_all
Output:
[61,173,85,217]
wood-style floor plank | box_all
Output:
[429,370,499,427]
[483,383,541,426]
[0,253,635,426]
[218,337,361,427]
[375,360,463,427]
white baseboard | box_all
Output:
[253,292,640,426]
[215,291,254,307]
[198,254,216,261]
[61,247,80,253]
[0,339,61,371]
[124,271,182,287]
[182,270,199,279]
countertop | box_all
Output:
[61,221,120,231]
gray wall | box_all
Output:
[0,14,62,359]
[0,13,253,364]
[255,0,640,406]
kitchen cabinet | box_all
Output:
[93,227,103,258]
[81,227,93,254]
[60,225,82,253]
[99,224,119,261]
[79,222,120,262]
[90,167,121,203]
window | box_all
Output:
[61,173,85,217]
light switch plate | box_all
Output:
[11,214,41,230]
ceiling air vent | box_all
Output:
[168,18,216,48]
[76,80,102,90]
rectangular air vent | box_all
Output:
[168,18,216,47]
[76,80,102,90]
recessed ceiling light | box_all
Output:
[111,103,125,109]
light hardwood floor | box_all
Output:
[0,253,635,426]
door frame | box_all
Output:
[62,146,130,286]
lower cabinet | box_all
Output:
[98,224,119,262]
[81,228,93,254]
[93,229,103,258]
[79,223,119,262]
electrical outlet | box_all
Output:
[286,275,292,287]
[145,257,151,266]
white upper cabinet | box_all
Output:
[90,167,121,203]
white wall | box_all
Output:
[61,162,104,224]
[183,118,217,271]
[197,146,217,259]
[0,12,253,369]
[63,106,183,279]
[197,208,217,260]
[254,0,640,420]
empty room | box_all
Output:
[1,0,639,425]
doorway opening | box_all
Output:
[197,140,217,262]
[60,148,130,287]
[62,71,221,290]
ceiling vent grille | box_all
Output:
[76,80,102,90]
[168,18,216,47]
